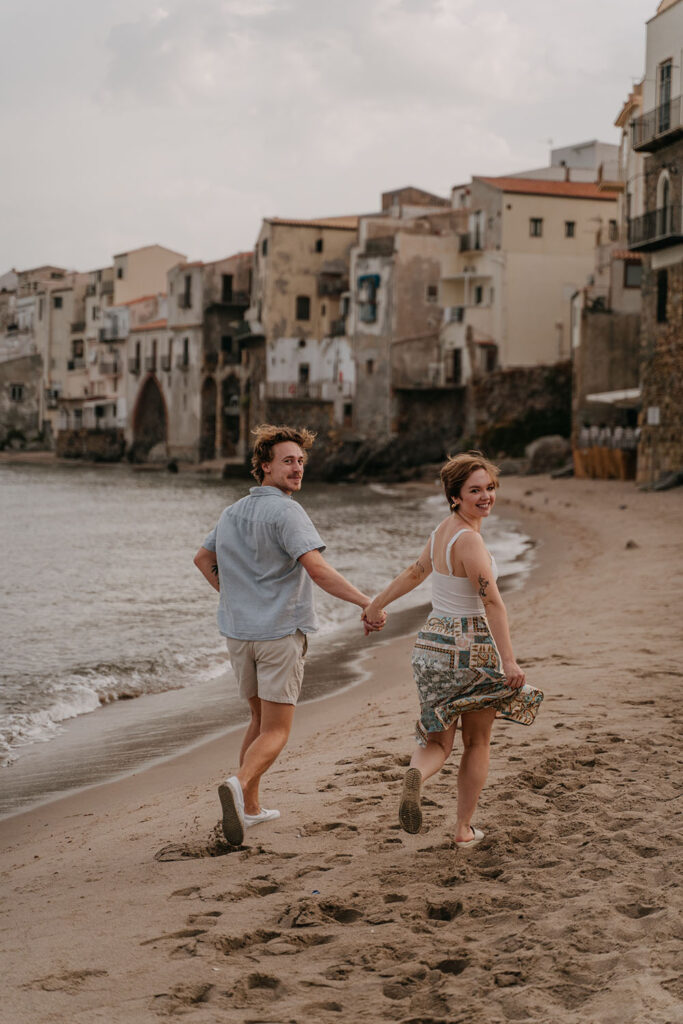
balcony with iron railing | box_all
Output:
[631,95,683,152]
[67,357,85,371]
[70,321,86,334]
[459,232,483,253]
[99,360,120,376]
[160,354,172,372]
[628,204,682,251]
[144,356,157,372]
[175,355,190,370]
[330,316,347,337]
[128,358,141,374]
[266,380,354,401]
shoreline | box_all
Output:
[1,475,680,1024]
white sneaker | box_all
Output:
[244,808,281,829]
[218,776,245,846]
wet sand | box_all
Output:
[0,475,681,1024]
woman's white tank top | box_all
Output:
[430,527,498,617]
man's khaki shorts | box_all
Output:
[225,630,308,705]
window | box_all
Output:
[565,221,575,238]
[529,218,543,237]
[92,305,100,320]
[474,285,483,305]
[315,239,323,253]
[656,269,668,323]
[658,60,672,132]
[298,363,310,385]
[116,267,123,279]
[447,349,462,386]
[53,295,63,309]
[135,341,141,369]
[10,383,24,402]
[624,262,642,289]
[38,298,44,320]
[358,274,380,323]
[366,358,374,374]
[221,335,239,364]
[74,408,82,425]
[608,220,618,241]
[296,295,311,320]
[261,238,268,257]
[221,275,233,303]
[183,275,192,309]
[426,284,438,303]
[183,337,190,366]
[72,339,84,359]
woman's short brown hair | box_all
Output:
[250,424,316,483]
[440,451,500,510]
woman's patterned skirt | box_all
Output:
[411,614,543,746]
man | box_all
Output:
[194,423,384,846]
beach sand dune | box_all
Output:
[1,477,681,1024]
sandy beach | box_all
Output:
[1,475,681,1024]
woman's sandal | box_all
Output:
[455,825,484,848]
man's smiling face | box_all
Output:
[261,441,305,495]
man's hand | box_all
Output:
[361,603,387,636]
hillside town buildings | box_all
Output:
[1,1,680,486]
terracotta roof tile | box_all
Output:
[120,294,165,306]
[476,177,617,201]
[612,250,643,261]
[130,319,168,332]
[267,215,360,230]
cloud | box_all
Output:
[0,0,657,270]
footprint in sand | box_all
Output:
[615,902,663,919]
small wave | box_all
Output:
[0,648,229,766]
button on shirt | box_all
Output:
[202,485,325,641]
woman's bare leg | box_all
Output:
[455,708,496,842]
[409,720,457,782]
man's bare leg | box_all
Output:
[237,699,295,814]
[239,696,262,767]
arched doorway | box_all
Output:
[221,374,240,456]
[132,376,167,457]
[200,377,217,461]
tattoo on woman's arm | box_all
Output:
[412,560,427,578]
[478,574,489,599]
[211,563,219,577]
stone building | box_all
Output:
[348,188,464,439]
[628,0,683,484]
[441,174,619,388]
[125,252,255,462]
[250,215,359,432]
[570,92,645,479]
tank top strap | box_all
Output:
[429,528,437,567]
[445,528,473,576]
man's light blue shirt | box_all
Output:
[202,485,325,641]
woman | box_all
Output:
[362,452,543,847]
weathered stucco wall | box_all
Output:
[0,354,42,445]
[635,137,683,485]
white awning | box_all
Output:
[585,388,640,407]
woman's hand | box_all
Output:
[361,602,386,635]
[502,659,525,689]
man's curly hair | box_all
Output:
[250,424,316,483]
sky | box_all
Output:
[0,0,658,273]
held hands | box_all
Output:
[361,601,387,636]
[502,658,525,690]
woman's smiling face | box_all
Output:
[457,467,497,518]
